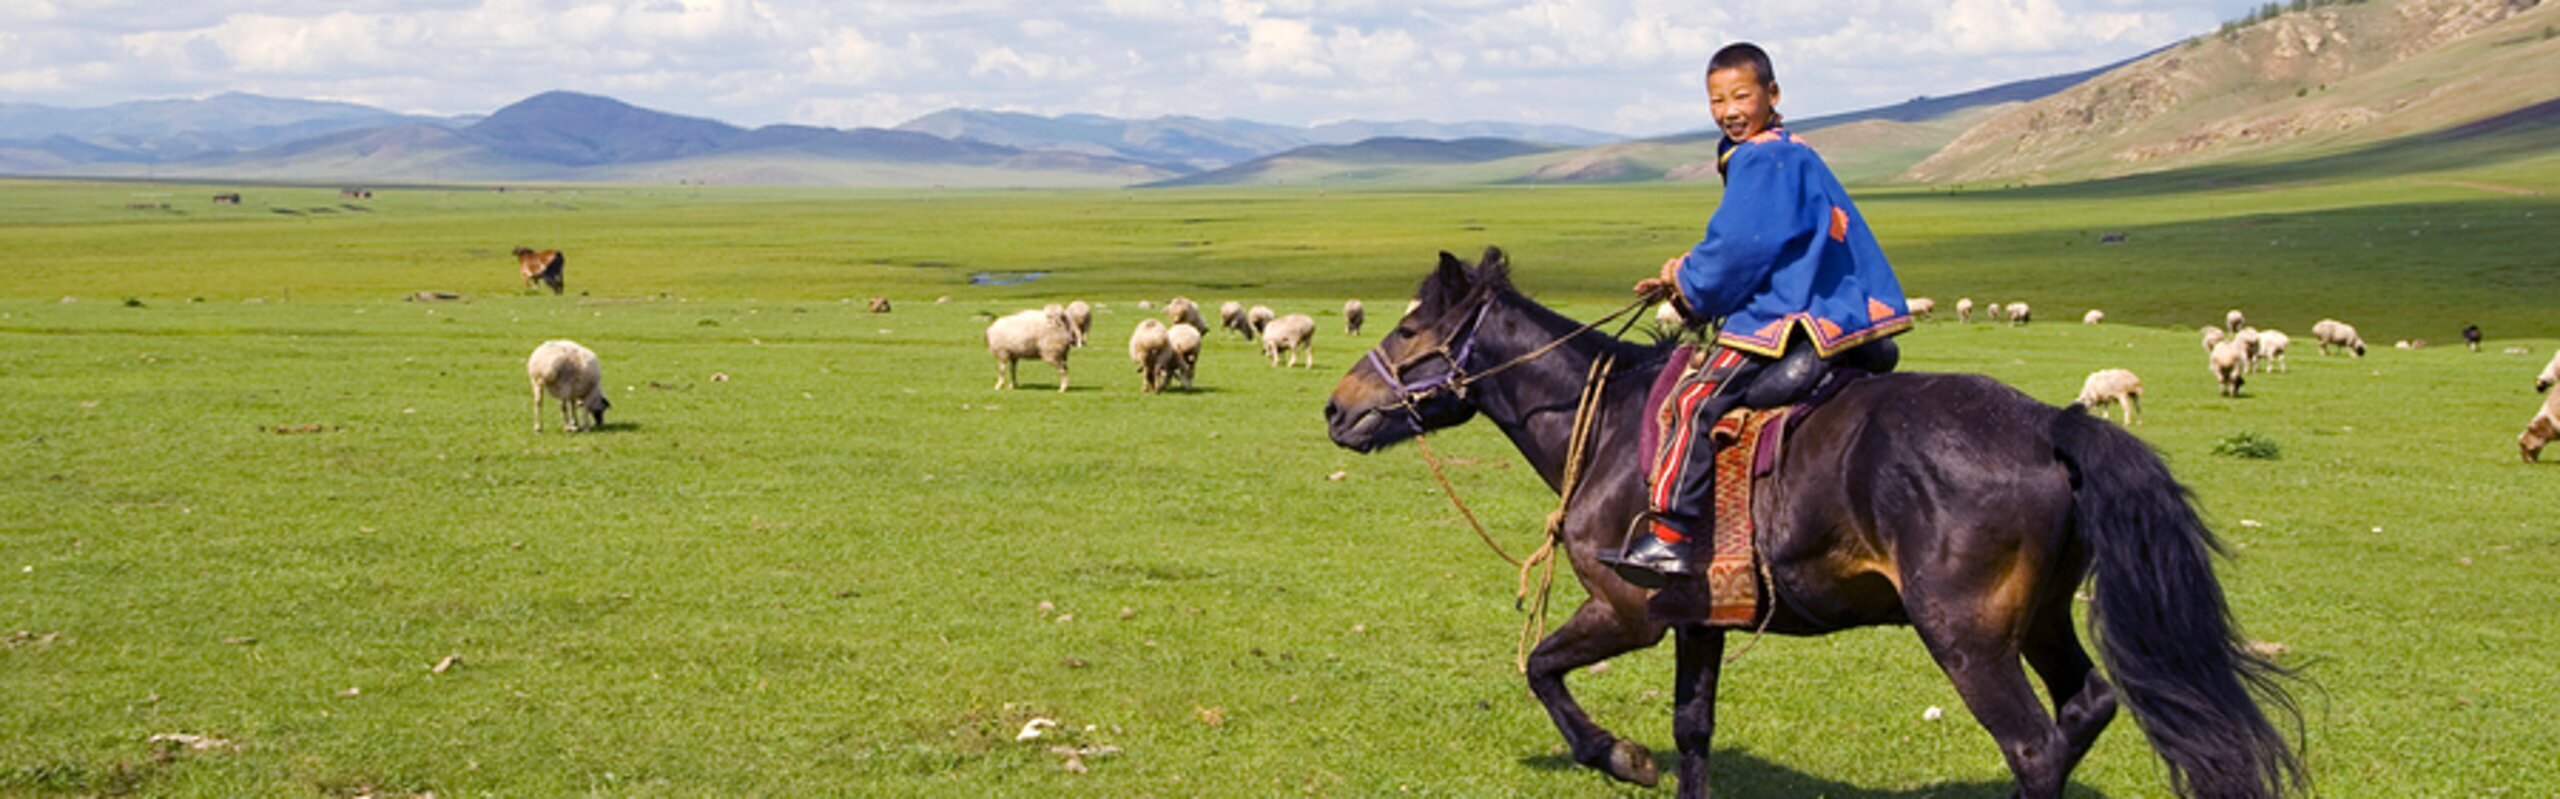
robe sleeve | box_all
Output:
[1674,145,1817,320]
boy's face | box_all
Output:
[1706,66,1779,142]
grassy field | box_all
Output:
[5,165,2560,797]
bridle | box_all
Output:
[1360,289,1665,420]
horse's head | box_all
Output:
[1325,247,1513,452]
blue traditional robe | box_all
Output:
[1674,128,1911,358]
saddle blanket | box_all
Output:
[1638,345,1798,627]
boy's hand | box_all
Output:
[1632,254,1683,297]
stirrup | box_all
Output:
[1601,511,1698,590]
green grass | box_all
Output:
[5,170,2560,797]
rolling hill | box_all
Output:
[1906,0,2560,183]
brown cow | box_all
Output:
[514,247,565,294]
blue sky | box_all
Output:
[0,1,2278,135]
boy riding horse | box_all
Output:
[1611,43,1912,588]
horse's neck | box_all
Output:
[1467,296,1631,494]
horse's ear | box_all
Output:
[1475,246,1512,292]
[1430,250,1473,298]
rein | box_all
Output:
[1374,290,1664,671]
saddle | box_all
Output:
[1636,344,1874,626]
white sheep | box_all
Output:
[1165,296,1207,334]
[2258,330,2291,373]
[2225,309,2246,332]
[1345,299,1366,336]
[2313,319,2366,357]
[2537,351,2560,393]
[527,340,610,433]
[1247,305,1277,340]
[1986,301,2006,322]
[2211,339,2249,397]
[2083,309,2104,325]
[987,306,1076,391]
[1907,297,1935,320]
[1064,300,1094,347]
[2005,302,2031,326]
[1655,302,1684,335]
[1261,313,1317,367]
[2201,326,2227,352]
[1956,298,1975,323]
[1129,318,1171,393]
[2235,327,2262,372]
[1166,323,1203,390]
[2521,388,2560,462]
[1219,300,1249,339]
[2076,368,2142,425]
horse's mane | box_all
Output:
[1413,246,1683,369]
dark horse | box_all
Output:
[1324,249,2303,799]
[516,246,566,295]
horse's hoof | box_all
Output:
[1606,739,1659,787]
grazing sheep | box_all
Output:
[986,306,1076,391]
[1166,323,1203,390]
[1219,300,1248,338]
[2537,351,2560,392]
[2463,324,2483,352]
[2519,389,2560,462]
[1129,318,1172,393]
[1065,301,1094,347]
[2258,330,2291,373]
[1137,299,1155,310]
[2083,309,2104,325]
[1247,305,1277,340]
[866,297,892,313]
[1165,296,1207,334]
[2313,319,2366,357]
[1261,313,1317,368]
[2201,326,2227,352]
[1907,297,1935,320]
[2235,327,2262,372]
[526,340,609,433]
[2396,339,2427,350]
[2004,302,2031,326]
[2225,309,2245,332]
[2211,339,2249,397]
[2076,368,2143,425]
[1984,301,2004,322]
[1655,302,1685,335]
[1345,299,1366,336]
[1956,297,1975,323]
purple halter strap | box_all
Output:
[1364,301,1492,403]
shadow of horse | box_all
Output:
[1520,748,2118,798]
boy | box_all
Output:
[1611,43,1912,588]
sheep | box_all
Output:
[2537,351,2560,392]
[527,340,609,433]
[1907,297,1935,320]
[2235,327,2262,372]
[2211,339,2249,397]
[1065,300,1094,347]
[2313,319,2366,357]
[1219,300,1249,338]
[2083,309,2104,325]
[1261,313,1317,368]
[2201,326,2227,352]
[1166,323,1203,390]
[2520,388,2560,462]
[1655,302,1685,335]
[1956,298,1975,323]
[2004,302,2031,326]
[2258,330,2291,373]
[1165,296,1207,334]
[2225,309,2245,332]
[1129,318,1171,393]
[1247,305,1277,339]
[1984,301,2004,322]
[2076,368,2142,425]
[1345,299,1366,336]
[986,306,1076,391]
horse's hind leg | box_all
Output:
[2022,599,2118,782]
[1526,599,1665,787]
[1915,613,2069,799]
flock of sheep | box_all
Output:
[984,296,1358,393]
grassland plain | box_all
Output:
[2,166,2558,797]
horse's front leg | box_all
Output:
[1673,624,1727,799]
[1526,598,1666,787]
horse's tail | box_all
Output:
[2050,408,2305,798]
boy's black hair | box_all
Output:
[1708,42,1775,88]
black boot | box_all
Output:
[1604,514,1699,589]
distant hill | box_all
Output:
[1146,137,1562,187]
[0,92,462,167]
[897,109,1622,171]
[1906,0,2560,183]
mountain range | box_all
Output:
[6,0,2555,188]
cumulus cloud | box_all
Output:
[0,0,2251,135]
